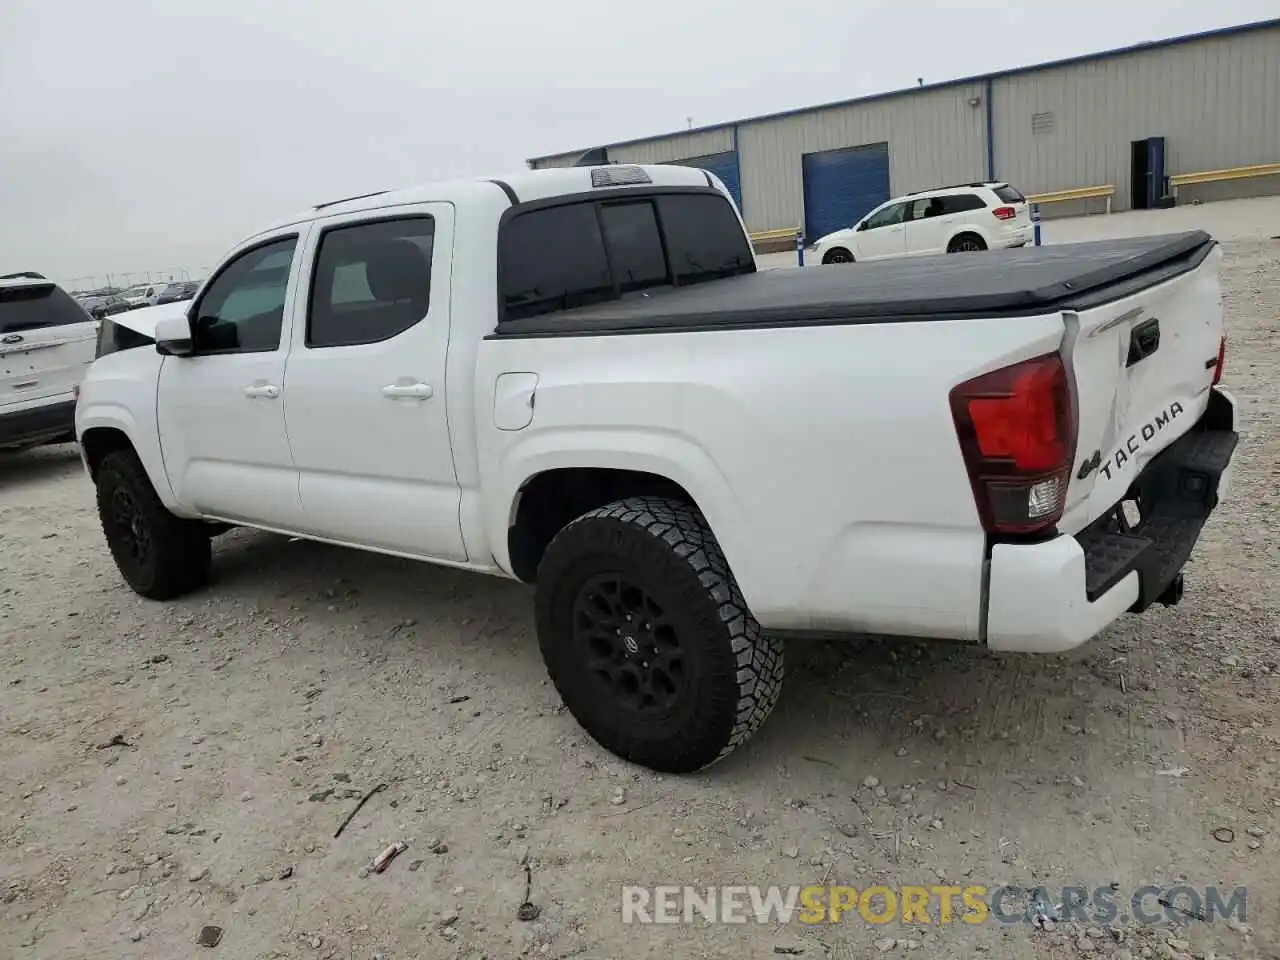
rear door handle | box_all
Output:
[382,382,433,400]
[244,384,280,399]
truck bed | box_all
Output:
[492,231,1216,338]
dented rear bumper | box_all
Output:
[984,387,1238,653]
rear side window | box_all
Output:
[307,216,435,348]
[993,185,1026,204]
[498,190,753,323]
[938,194,988,214]
[0,283,90,334]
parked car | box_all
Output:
[77,294,113,315]
[1,275,97,451]
[83,296,139,320]
[75,163,1236,773]
[810,181,1032,264]
[119,281,169,308]
[156,280,201,305]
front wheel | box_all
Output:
[534,497,784,773]
[822,247,855,264]
[95,450,211,600]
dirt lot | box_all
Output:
[3,236,1278,960]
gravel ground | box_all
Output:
[2,234,1277,960]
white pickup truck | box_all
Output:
[75,163,1238,773]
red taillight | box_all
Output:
[950,353,1077,536]
[992,206,1016,221]
[1212,335,1226,386]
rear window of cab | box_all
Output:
[497,190,754,323]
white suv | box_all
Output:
[810,181,1032,264]
[1,274,97,451]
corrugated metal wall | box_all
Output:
[529,130,736,171]
[736,85,988,232]
[528,25,1280,224]
[606,128,735,164]
[529,151,584,170]
[993,27,1280,210]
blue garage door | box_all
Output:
[669,152,744,214]
[802,142,891,241]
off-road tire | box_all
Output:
[534,496,784,773]
[95,450,211,600]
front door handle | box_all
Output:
[244,384,280,399]
[382,382,434,400]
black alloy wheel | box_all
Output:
[573,574,687,717]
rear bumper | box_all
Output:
[0,398,77,449]
[986,387,1238,653]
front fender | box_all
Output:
[75,355,187,514]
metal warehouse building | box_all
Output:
[528,18,1280,241]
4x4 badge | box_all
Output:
[1077,450,1102,480]
[1,333,24,344]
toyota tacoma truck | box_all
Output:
[74,163,1238,773]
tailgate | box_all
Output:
[0,282,97,409]
[1060,243,1225,532]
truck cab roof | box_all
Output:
[249,164,724,242]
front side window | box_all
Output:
[498,190,753,323]
[862,202,907,230]
[307,217,435,348]
[190,236,297,354]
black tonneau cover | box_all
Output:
[492,231,1215,338]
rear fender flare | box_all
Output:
[488,432,756,595]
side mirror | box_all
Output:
[155,315,194,357]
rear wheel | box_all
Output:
[95,450,211,600]
[948,233,987,253]
[534,497,784,773]
[822,247,855,264]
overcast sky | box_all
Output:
[1,0,1274,288]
